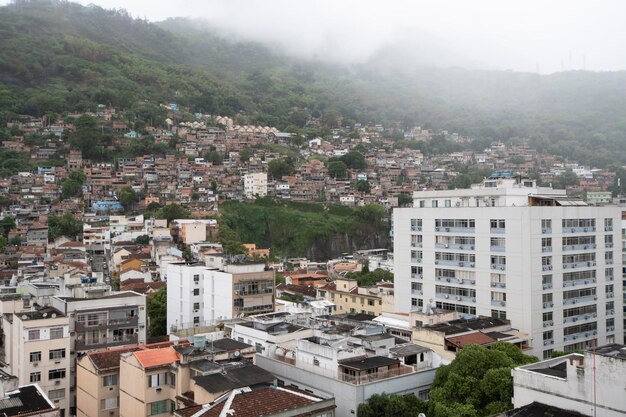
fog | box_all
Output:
[8,0,626,73]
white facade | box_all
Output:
[243,172,268,199]
[394,178,624,358]
[166,262,275,333]
[513,346,626,416]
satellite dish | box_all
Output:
[42,313,47,318]
[418,414,426,417]
[234,351,241,357]
[21,315,27,320]
[51,313,57,318]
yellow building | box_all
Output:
[316,278,394,316]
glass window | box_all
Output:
[150,400,167,415]
[30,372,41,383]
[101,397,119,410]
[30,351,41,363]
[28,330,40,341]
[48,369,66,380]
[103,374,118,387]
[50,328,64,339]
[49,349,66,360]
[48,389,65,400]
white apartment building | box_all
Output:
[243,172,268,199]
[394,176,624,358]
[2,307,71,416]
[166,261,275,333]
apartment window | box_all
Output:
[28,330,40,341]
[101,397,119,410]
[541,238,552,250]
[368,299,375,306]
[445,199,451,207]
[605,251,613,264]
[48,389,65,400]
[102,374,118,387]
[193,302,200,311]
[48,369,66,380]
[542,293,553,304]
[606,301,615,314]
[541,219,552,231]
[30,372,41,383]
[193,274,200,283]
[543,331,553,341]
[432,200,438,208]
[604,218,613,230]
[419,200,425,208]
[543,312,553,322]
[605,268,614,280]
[149,400,167,415]
[542,275,552,287]
[491,310,506,320]
[30,352,41,363]
[418,389,429,401]
[543,350,554,360]
[604,234,613,246]
[193,317,200,325]
[168,372,176,387]
[49,349,66,360]
[193,288,200,296]
[148,372,174,388]
[491,237,505,248]
[541,256,552,266]
[410,219,422,230]
[50,327,64,339]
[490,219,505,229]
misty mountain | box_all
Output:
[1,0,626,166]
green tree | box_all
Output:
[396,194,412,207]
[346,268,393,286]
[340,151,367,169]
[147,285,167,337]
[0,216,16,238]
[327,160,347,179]
[48,214,83,240]
[358,393,428,417]
[119,186,139,211]
[135,235,150,245]
[268,158,294,179]
[61,179,82,199]
[355,180,371,193]
[428,343,537,417]
[205,151,223,165]
[552,169,579,189]
[239,148,252,162]
[157,204,191,223]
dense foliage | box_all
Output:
[218,198,388,258]
[147,285,167,337]
[1,1,626,167]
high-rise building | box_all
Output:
[394,176,623,358]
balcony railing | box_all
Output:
[411,289,423,296]
[562,244,596,252]
[490,227,506,234]
[563,227,596,233]
[491,300,506,307]
[435,227,475,234]
[339,366,413,385]
[75,316,139,332]
[435,260,475,268]
[563,312,597,324]
[564,330,597,342]
[562,261,596,269]
[563,295,597,305]
[491,245,506,252]
[435,243,475,251]
[562,278,596,288]
[411,273,423,280]
[75,334,138,351]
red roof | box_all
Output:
[447,332,496,348]
[133,346,180,368]
[196,387,332,417]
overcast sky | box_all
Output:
[4,0,625,73]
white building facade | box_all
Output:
[243,172,268,199]
[394,177,624,358]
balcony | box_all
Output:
[75,334,138,351]
[562,244,596,252]
[562,261,595,269]
[562,278,596,288]
[75,316,139,332]
[564,330,597,342]
[490,227,506,234]
[563,313,596,324]
[435,243,475,251]
[435,260,475,268]
[435,227,475,234]
[563,227,596,233]
[339,366,413,385]
[563,295,597,305]
[491,300,506,307]
[411,289,423,296]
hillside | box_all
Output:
[1,0,626,166]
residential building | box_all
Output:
[0,384,61,417]
[512,344,626,417]
[2,307,71,416]
[316,278,393,316]
[166,260,274,333]
[243,172,267,199]
[394,176,624,357]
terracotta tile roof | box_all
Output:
[447,331,496,348]
[198,387,329,417]
[88,341,182,371]
[133,346,180,368]
[60,241,85,248]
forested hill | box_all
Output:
[1,0,626,166]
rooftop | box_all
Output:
[503,402,589,417]
[0,385,56,417]
[133,346,180,368]
[192,364,274,393]
[339,356,399,371]
[592,343,626,360]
